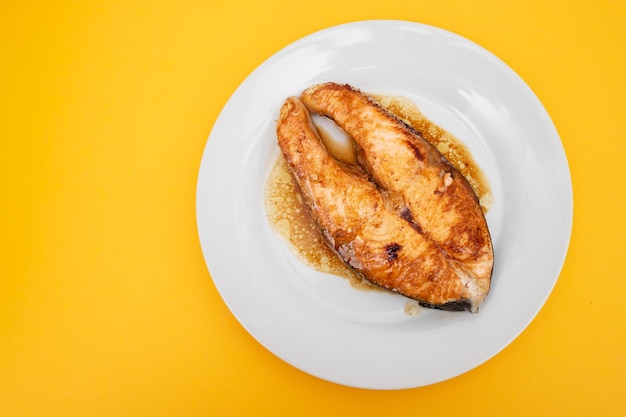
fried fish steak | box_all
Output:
[301,83,493,294]
[276,97,486,311]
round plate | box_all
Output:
[196,20,572,389]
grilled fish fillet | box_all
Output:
[276,97,487,311]
[301,83,493,290]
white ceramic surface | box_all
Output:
[196,20,573,389]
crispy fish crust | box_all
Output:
[301,83,493,295]
[276,97,486,311]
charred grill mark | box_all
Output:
[406,141,424,161]
[385,243,402,261]
[399,207,413,222]
[398,206,430,238]
[412,222,423,234]
[399,206,425,234]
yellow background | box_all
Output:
[2,0,625,415]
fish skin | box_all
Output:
[276,96,485,311]
[301,83,493,297]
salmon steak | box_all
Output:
[301,83,493,287]
[276,94,493,312]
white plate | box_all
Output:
[196,20,572,389]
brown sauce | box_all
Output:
[265,94,492,286]
[264,156,376,290]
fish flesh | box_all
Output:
[301,83,493,291]
[276,96,491,311]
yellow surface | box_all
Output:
[1,0,625,415]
